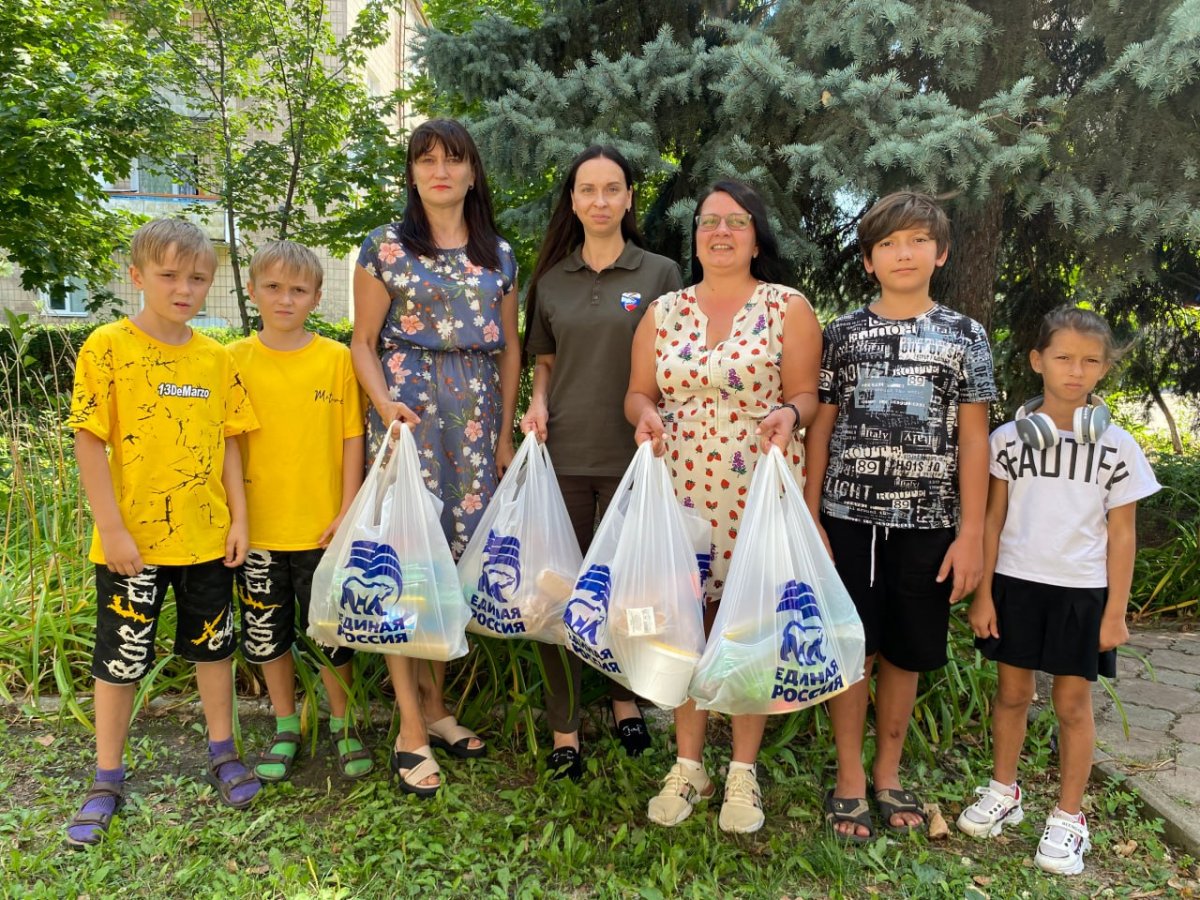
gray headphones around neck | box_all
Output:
[1014,394,1111,449]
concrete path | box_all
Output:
[1091,627,1200,855]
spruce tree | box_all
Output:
[417,0,1200,336]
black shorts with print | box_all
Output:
[236,547,353,668]
[92,559,236,685]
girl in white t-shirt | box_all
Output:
[955,306,1159,876]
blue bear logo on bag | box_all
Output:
[696,548,713,588]
[563,565,621,673]
[771,579,842,704]
[479,531,521,603]
[777,581,827,665]
[468,531,527,635]
[337,540,410,644]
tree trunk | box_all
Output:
[1149,383,1184,454]
[933,193,1004,333]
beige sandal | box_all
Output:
[427,715,486,759]
[389,744,440,798]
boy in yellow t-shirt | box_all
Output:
[229,241,371,782]
[67,219,261,848]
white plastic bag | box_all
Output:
[457,435,583,644]
[562,441,707,709]
[308,423,470,661]
[690,446,866,715]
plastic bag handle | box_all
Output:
[509,432,542,476]
[764,444,802,500]
[392,421,427,494]
[364,419,401,472]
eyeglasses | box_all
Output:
[695,212,753,231]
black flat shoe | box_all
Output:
[546,745,582,782]
[613,713,651,757]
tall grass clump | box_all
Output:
[0,312,94,715]
[1132,444,1200,620]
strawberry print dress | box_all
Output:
[653,282,807,603]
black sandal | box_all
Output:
[331,726,374,779]
[824,790,875,844]
[65,782,125,849]
[255,730,302,783]
[426,715,486,759]
[207,751,261,809]
[874,787,928,834]
[389,745,440,799]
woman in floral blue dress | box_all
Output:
[352,118,519,797]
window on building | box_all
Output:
[41,277,90,316]
[137,155,200,196]
[97,158,140,192]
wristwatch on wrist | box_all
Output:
[771,402,801,431]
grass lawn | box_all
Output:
[1,701,1196,899]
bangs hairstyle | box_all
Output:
[1033,305,1119,362]
[690,180,788,285]
[130,218,216,271]
[249,240,324,291]
[399,118,501,271]
[857,191,951,263]
[523,145,644,352]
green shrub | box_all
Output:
[1130,444,1200,618]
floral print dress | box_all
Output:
[358,225,517,558]
[653,282,807,603]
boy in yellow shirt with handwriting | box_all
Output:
[229,241,372,782]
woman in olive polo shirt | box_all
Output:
[520,146,681,780]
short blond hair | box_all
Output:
[130,218,217,271]
[249,240,324,291]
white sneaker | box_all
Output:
[647,762,714,827]
[718,769,764,834]
[1035,809,1091,876]
[956,781,1024,838]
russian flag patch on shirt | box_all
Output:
[620,291,641,311]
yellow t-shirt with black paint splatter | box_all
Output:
[69,320,259,565]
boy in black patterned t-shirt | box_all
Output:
[804,192,996,841]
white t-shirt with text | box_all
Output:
[991,421,1160,588]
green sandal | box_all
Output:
[254,730,301,783]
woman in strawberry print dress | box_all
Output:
[351,119,519,798]
[626,180,821,834]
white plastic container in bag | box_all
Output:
[457,434,583,644]
[562,442,707,708]
[690,446,866,715]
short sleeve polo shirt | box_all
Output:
[526,242,682,476]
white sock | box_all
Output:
[1053,806,1083,822]
[989,778,1018,798]
[677,757,707,780]
[728,760,756,776]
